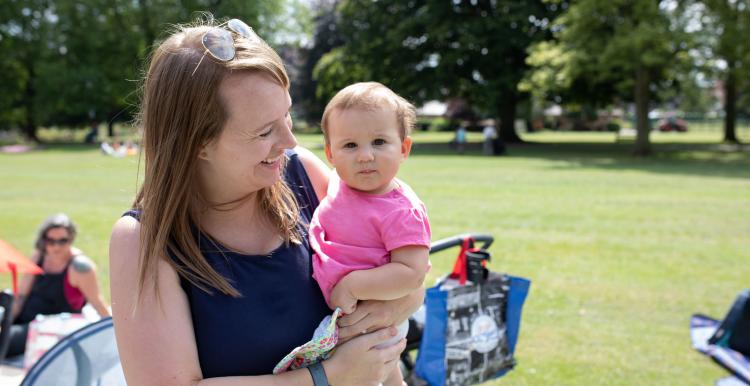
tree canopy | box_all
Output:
[313,0,565,143]
[524,0,680,155]
[0,0,287,141]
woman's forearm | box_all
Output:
[92,295,111,317]
[197,368,314,386]
[10,294,26,320]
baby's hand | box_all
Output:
[331,281,358,314]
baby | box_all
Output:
[310,82,432,386]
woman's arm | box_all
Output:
[110,216,399,386]
[110,216,206,385]
[337,287,425,342]
[295,145,330,201]
[68,256,111,317]
[10,249,41,320]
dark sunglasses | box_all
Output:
[45,237,71,246]
[192,19,257,76]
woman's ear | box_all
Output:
[198,141,212,161]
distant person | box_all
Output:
[100,140,128,157]
[124,140,139,156]
[455,123,467,154]
[299,82,431,385]
[84,121,98,144]
[8,213,110,356]
[482,124,498,156]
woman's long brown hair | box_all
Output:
[133,18,301,299]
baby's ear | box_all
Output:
[401,136,413,159]
[324,143,334,164]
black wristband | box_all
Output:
[308,362,329,386]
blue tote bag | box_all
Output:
[415,264,530,385]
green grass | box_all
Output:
[1,129,749,385]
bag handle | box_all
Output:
[449,237,474,285]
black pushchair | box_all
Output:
[401,233,530,386]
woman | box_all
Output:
[9,213,110,355]
[109,17,422,386]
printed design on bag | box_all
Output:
[471,314,502,353]
[443,274,515,386]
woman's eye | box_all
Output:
[373,138,386,146]
[343,142,357,149]
[259,127,273,137]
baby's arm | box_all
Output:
[330,245,430,313]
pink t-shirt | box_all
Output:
[309,172,431,308]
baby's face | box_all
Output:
[325,107,412,194]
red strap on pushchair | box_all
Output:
[450,237,490,285]
[450,238,473,285]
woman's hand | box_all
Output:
[325,326,406,386]
[337,287,424,342]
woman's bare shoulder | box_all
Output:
[109,216,142,265]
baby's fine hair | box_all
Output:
[321,82,416,144]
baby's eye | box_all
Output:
[373,138,386,146]
[343,142,357,149]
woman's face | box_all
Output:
[43,227,72,258]
[198,73,297,203]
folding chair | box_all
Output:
[0,290,15,363]
[691,289,750,386]
[20,317,125,386]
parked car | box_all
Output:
[658,117,688,132]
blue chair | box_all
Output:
[20,317,125,386]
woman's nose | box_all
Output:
[280,119,298,149]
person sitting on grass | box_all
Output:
[8,213,110,356]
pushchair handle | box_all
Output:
[429,233,494,254]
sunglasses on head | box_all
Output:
[45,237,71,246]
[192,19,257,76]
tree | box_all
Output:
[0,0,289,142]
[313,0,564,145]
[525,0,678,155]
[294,0,344,125]
[700,0,750,143]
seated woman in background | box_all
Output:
[7,213,110,356]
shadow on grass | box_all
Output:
[411,140,750,180]
[0,142,103,154]
[12,140,750,180]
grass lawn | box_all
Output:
[1,129,748,385]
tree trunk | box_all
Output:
[724,68,739,143]
[499,91,522,144]
[633,66,651,156]
[22,60,38,143]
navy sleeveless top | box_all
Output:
[124,149,330,378]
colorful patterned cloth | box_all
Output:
[273,308,341,373]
